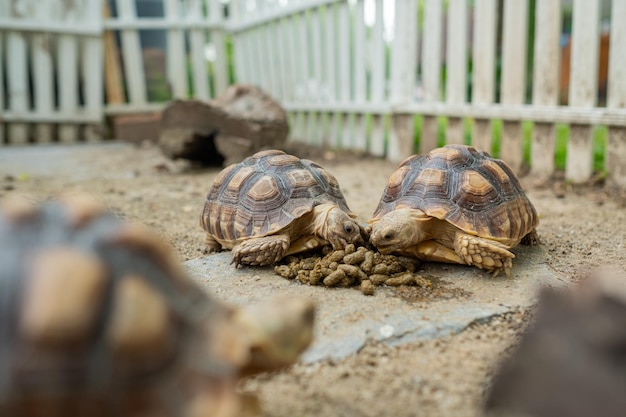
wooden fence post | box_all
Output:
[566,0,600,183]
[607,0,626,187]
[530,0,561,181]
[420,0,443,154]
[210,0,228,96]
[390,0,418,161]
[445,0,468,146]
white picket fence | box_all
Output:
[1,0,626,186]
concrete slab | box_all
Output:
[185,245,565,363]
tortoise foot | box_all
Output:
[231,235,290,267]
[205,234,223,254]
[455,233,514,278]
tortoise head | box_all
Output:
[324,206,363,250]
[369,208,431,254]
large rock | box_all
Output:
[159,85,289,166]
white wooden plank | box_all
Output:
[422,0,442,103]
[608,0,626,108]
[607,127,626,187]
[353,0,367,151]
[390,0,417,160]
[165,0,188,99]
[445,0,467,105]
[472,0,497,105]
[31,33,54,143]
[311,7,323,102]
[390,0,418,103]
[82,0,104,142]
[531,123,556,182]
[324,4,336,103]
[188,0,210,100]
[566,0,600,183]
[530,0,561,180]
[370,0,386,156]
[607,0,626,186]
[501,0,528,105]
[532,0,561,106]
[471,0,497,152]
[421,116,439,153]
[117,0,147,106]
[338,3,351,103]
[209,0,228,95]
[286,17,299,101]
[500,0,528,172]
[298,11,311,102]
[7,32,29,144]
[0,31,4,144]
[276,18,291,102]
[265,22,280,100]
[58,33,79,143]
[445,0,467,149]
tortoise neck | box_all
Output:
[310,203,338,240]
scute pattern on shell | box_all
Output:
[201,149,354,242]
[372,145,538,243]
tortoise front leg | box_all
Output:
[454,232,515,278]
[231,235,290,267]
[408,240,466,264]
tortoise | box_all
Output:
[368,145,539,277]
[0,194,314,417]
[200,149,363,267]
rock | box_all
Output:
[159,85,289,166]
[485,270,626,417]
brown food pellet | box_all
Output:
[372,263,388,275]
[397,256,421,273]
[385,272,416,286]
[337,264,368,283]
[323,269,348,286]
[296,270,309,284]
[274,265,295,279]
[344,244,356,255]
[309,264,324,285]
[343,250,366,265]
[360,251,374,274]
[369,274,389,286]
[328,250,345,263]
[360,280,374,296]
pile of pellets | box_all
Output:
[274,244,431,295]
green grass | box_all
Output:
[413,116,608,173]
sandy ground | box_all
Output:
[2,141,626,417]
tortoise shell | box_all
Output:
[371,145,538,244]
[0,194,313,416]
[200,149,354,243]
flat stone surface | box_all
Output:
[185,245,565,363]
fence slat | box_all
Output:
[445,0,468,146]
[32,33,54,143]
[58,32,79,142]
[420,0,443,153]
[165,0,188,99]
[338,3,352,148]
[566,0,600,183]
[117,0,147,106]
[324,4,339,148]
[7,31,30,144]
[530,0,561,180]
[471,0,497,153]
[209,0,228,95]
[0,30,4,144]
[607,0,626,186]
[390,0,417,160]
[353,0,367,151]
[188,0,210,101]
[500,0,528,171]
[276,19,291,102]
[82,0,104,142]
[370,0,386,156]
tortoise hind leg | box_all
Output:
[521,229,540,246]
[232,235,290,267]
[205,234,222,253]
[454,232,515,278]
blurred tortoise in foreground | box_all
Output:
[200,149,363,267]
[486,270,626,417]
[0,194,314,417]
[368,145,539,277]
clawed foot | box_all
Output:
[455,234,515,278]
[231,235,290,267]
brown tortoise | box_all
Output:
[0,194,314,417]
[200,149,363,266]
[368,145,538,277]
